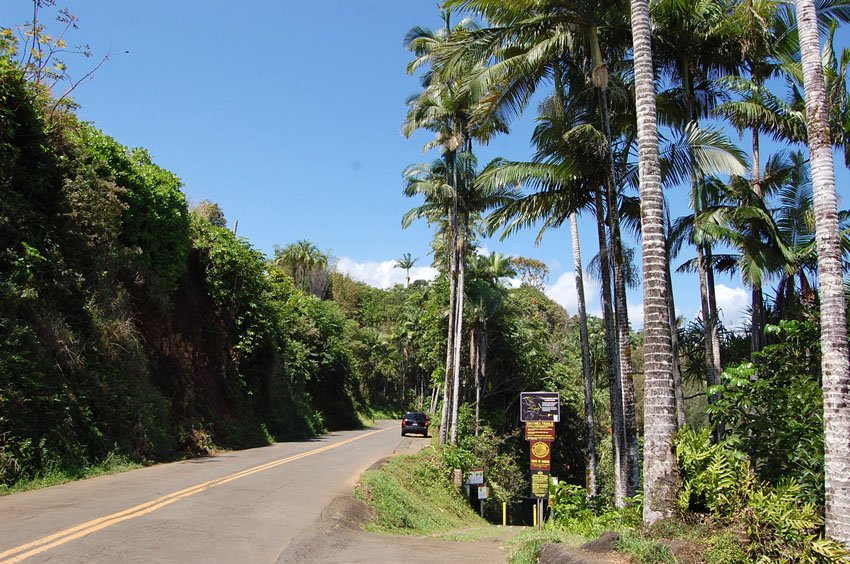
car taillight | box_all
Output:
[425,419,430,425]
[402,419,408,425]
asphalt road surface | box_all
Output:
[0,420,427,563]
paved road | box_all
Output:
[0,420,427,563]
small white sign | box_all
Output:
[477,486,489,499]
[467,469,485,485]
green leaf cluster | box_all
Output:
[708,319,824,506]
[675,427,847,562]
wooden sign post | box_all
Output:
[521,392,559,530]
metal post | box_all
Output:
[532,502,537,528]
[502,502,507,526]
[480,499,484,517]
[537,499,544,531]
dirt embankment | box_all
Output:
[278,437,633,564]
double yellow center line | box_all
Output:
[0,426,391,563]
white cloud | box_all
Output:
[544,272,599,317]
[336,257,438,289]
[628,302,644,330]
[715,284,750,331]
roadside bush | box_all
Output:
[707,319,824,506]
[675,427,847,562]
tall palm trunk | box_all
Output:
[594,190,627,508]
[704,245,723,441]
[705,248,722,376]
[472,324,486,438]
[665,210,686,429]
[795,0,850,545]
[450,219,467,445]
[597,77,640,499]
[440,150,460,446]
[683,62,723,419]
[751,127,766,352]
[571,212,598,498]
[630,0,680,526]
[589,30,635,502]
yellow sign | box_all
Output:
[531,470,550,498]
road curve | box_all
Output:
[0,420,425,563]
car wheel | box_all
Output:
[401,431,406,436]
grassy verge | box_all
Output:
[505,528,587,564]
[354,447,486,535]
[0,453,143,496]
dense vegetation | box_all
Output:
[4,0,850,561]
[395,0,850,560]
[0,13,587,501]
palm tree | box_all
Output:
[651,0,743,422]
[794,0,850,545]
[480,94,606,499]
[442,0,644,499]
[395,253,418,287]
[273,240,328,295]
[629,0,680,527]
[468,251,515,436]
[404,10,509,446]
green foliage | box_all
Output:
[704,533,748,564]
[614,532,678,564]
[549,482,642,537]
[356,450,485,534]
[506,528,586,564]
[708,319,824,506]
[675,427,848,562]
[191,217,270,369]
[73,125,190,294]
[676,427,751,515]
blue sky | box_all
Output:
[6,1,849,331]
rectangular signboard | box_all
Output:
[524,421,556,440]
[477,486,489,500]
[520,392,560,422]
[529,440,552,471]
[531,470,550,499]
[467,469,485,485]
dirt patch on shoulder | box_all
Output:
[279,437,514,563]
[278,493,516,563]
[583,531,620,553]
[539,533,629,564]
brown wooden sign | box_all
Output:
[524,421,555,441]
[529,440,552,471]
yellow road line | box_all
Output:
[0,427,391,563]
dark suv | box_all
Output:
[401,412,430,436]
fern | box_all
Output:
[674,427,848,563]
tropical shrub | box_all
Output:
[707,319,824,506]
[675,427,847,562]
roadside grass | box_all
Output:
[615,531,679,563]
[356,408,405,428]
[355,448,486,535]
[506,528,587,564]
[433,525,515,541]
[0,453,142,496]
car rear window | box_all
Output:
[405,412,426,421]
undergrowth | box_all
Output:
[506,528,585,564]
[0,452,142,496]
[354,448,485,535]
